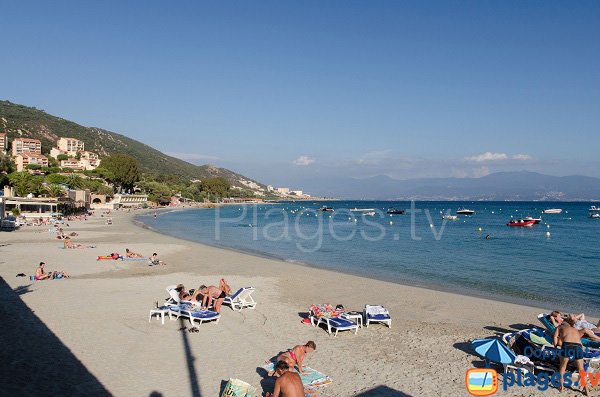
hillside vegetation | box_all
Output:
[0,100,264,190]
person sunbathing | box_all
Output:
[549,310,564,327]
[276,341,316,375]
[554,317,590,395]
[125,248,144,258]
[175,284,194,302]
[63,237,83,249]
[568,313,600,334]
[198,284,226,312]
[266,361,304,397]
[219,278,232,295]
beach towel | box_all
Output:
[310,304,343,318]
[122,257,148,261]
[262,363,332,387]
[220,378,256,397]
[365,305,389,316]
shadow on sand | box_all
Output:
[0,277,110,396]
[354,385,413,396]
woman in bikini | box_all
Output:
[276,341,316,375]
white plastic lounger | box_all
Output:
[164,285,201,307]
[223,287,257,311]
[179,307,221,326]
[314,316,359,336]
[364,305,392,328]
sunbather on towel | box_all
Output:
[266,361,304,397]
[276,341,316,376]
[199,285,226,312]
[125,248,144,258]
[554,317,590,396]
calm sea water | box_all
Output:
[138,201,600,314]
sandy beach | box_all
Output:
[0,209,593,397]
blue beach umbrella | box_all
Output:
[471,338,516,367]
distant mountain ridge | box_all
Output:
[0,100,265,190]
[302,171,600,201]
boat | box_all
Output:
[442,215,458,221]
[319,206,334,212]
[363,211,376,216]
[507,219,536,227]
[456,208,475,215]
[351,208,375,212]
[590,206,600,219]
[542,208,562,214]
[523,216,542,224]
[386,208,405,215]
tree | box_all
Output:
[98,154,140,193]
[66,174,84,189]
[0,152,15,174]
[8,172,43,197]
[138,181,172,205]
[201,177,230,199]
[44,184,66,198]
[57,154,69,161]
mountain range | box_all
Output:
[300,171,600,201]
[0,101,265,190]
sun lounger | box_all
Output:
[223,287,257,311]
[168,304,220,326]
[313,316,359,336]
[364,305,391,328]
[537,313,600,349]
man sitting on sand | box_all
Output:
[125,248,144,258]
[149,253,165,266]
[276,341,316,375]
[554,316,590,396]
[35,262,69,280]
[199,284,226,312]
[266,361,304,397]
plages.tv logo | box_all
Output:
[466,368,498,396]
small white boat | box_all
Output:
[523,216,542,224]
[590,206,600,219]
[363,211,376,216]
[456,208,475,215]
[443,215,458,221]
[351,208,376,212]
[542,208,563,214]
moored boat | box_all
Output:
[507,219,536,227]
[542,208,562,214]
[523,216,542,224]
[386,208,405,215]
[590,206,600,219]
[363,211,376,216]
[456,208,475,215]
[442,215,458,221]
[351,208,376,212]
[320,206,334,212]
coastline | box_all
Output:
[1,209,591,396]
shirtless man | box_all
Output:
[554,316,589,396]
[266,361,304,397]
[199,285,226,312]
[125,248,144,258]
[35,262,53,280]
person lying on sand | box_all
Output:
[125,248,144,258]
[63,237,83,249]
[554,317,590,396]
[199,285,226,312]
[266,361,304,397]
[35,262,69,280]
[276,341,316,376]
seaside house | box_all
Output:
[110,193,149,209]
[276,187,290,194]
[60,158,84,171]
[11,138,42,156]
[79,151,100,170]
[15,153,49,172]
[57,137,85,156]
[0,133,7,154]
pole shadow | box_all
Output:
[179,317,202,397]
[354,385,413,396]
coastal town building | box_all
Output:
[57,137,85,156]
[12,138,42,156]
[0,133,7,154]
[276,187,290,194]
[60,158,84,171]
[291,190,303,196]
[15,153,49,172]
[267,185,274,192]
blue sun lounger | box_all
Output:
[223,287,257,311]
[168,304,220,326]
[364,305,392,328]
[537,313,600,349]
[313,316,359,336]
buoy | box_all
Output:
[492,211,494,214]
[546,231,551,238]
[389,221,393,225]
[547,224,550,229]
[429,223,433,228]
[478,227,482,232]
[354,219,357,223]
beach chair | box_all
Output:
[223,287,257,311]
[537,313,600,349]
[179,307,221,327]
[313,316,359,336]
[364,305,392,328]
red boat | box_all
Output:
[506,219,536,227]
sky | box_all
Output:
[2,1,600,192]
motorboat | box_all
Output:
[386,208,405,215]
[363,211,376,216]
[351,208,375,212]
[319,206,334,212]
[542,208,562,214]
[442,215,458,221]
[590,206,600,219]
[523,216,542,224]
[456,208,475,215]
[507,219,536,227]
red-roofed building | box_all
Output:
[12,138,42,156]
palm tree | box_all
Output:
[44,184,66,198]
[66,174,84,189]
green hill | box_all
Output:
[0,100,265,190]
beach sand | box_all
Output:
[0,210,593,396]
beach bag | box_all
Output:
[220,378,256,397]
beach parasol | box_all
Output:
[471,338,516,367]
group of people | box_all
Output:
[34,262,69,280]
[175,278,231,313]
[548,310,600,395]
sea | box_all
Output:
[137,201,600,315]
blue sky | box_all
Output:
[2,1,599,191]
